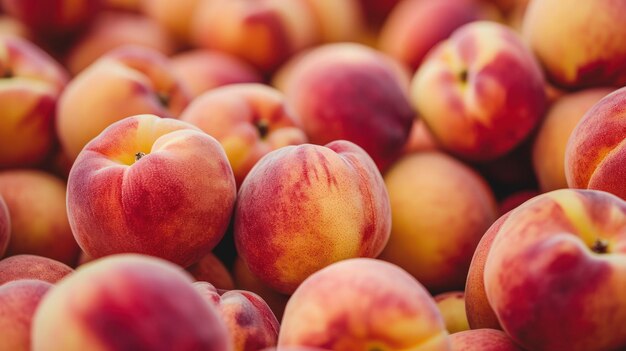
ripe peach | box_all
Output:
[179,83,308,186]
[402,119,439,154]
[484,189,626,351]
[235,141,391,294]
[191,0,319,72]
[31,254,232,350]
[56,45,191,161]
[0,195,9,258]
[379,152,498,293]
[411,21,546,161]
[498,190,539,215]
[278,258,451,350]
[276,43,414,171]
[67,114,236,267]
[0,255,73,285]
[450,329,523,351]
[141,0,200,43]
[533,88,613,192]
[0,170,79,265]
[64,11,177,75]
[0,36,68,168]
[170,50,262,98]
[194,282,280,351]
[434,292,470,334]
[301,0,365,43]
[0,279,52,351]
[187,253,235,291]
[522,0,626,88]
[565,86,626,200]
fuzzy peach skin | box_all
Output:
[533,88,613,192]
[464,212,509,330]
[234,141,391,294]
[171,50,262,98]
[434,292,469,334]
[0,279,52,351]
[31,254,232,351]
[232,256,289,321]
[402,119,439,155]
[67,114,236,267]
[301,0,365,43]
[379,152,498,293]
[0,170,79,265]
[379,0,498,71]
[194,282,280,351]
[0,255,73,285]
[0,15,32,40]
[64,11,177,75]
[180,83,308,186]
[0,0,102,39]
[484,189,626,351]
[191,0,319,72]
[410,21,546,161]
[56,45,191,161]
[275,43,414,172]
[565,86,626,200]
[141,0,200,43]
[278,258,451,350]
[449,329,523,351]
[522,0,626,88]
[0,195,9,258]
[187,253,236,291]
[0,36,69,168]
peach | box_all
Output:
[64,11,177,75]
[232,256,289,321]
[31,254,232,350]
[0,15,32,40]
[67,114,236,267]
[498,190,539,215]
[533,88,613,192]
[170,49,262,98]
[0,0,102,40]
[278,258,451,350]
[194,282,280,351]
[357,0,402,29]
[449,329,523,351]
[179,83,308,186]
[434,292,470,334]
[522,0,626,88]
[484,189,626,351]
[0,170,79,265]
[0,255,73,285]
[301,0,365,43]
[276,43,414,171]
[0,279,53,351]
[410,21,546,161]
[379,152,498,293]
[191,0,319,72]
[187,252,236,290]
[565,86,626,200]
[379,0,498,71]
[0,195,9,258]
[402,119,439,154]
[56,45,191,161]
[234,141,391,294]
[141,0,200,43]
[464,212,509,330]
[0,36,69,168]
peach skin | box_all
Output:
[179,83,308,186]
[31,254,232,351]
[434,292,470,334]
[565,86,626,200]
[379,152,498,293]
[141,0,200,43]
[533,88,613,192]
[0,279,53,351]
[187,252,236,291]
[0,254,73,285]
[278,258,451,351]
[410,21,546,161]
[234,141,391,294]
[522,0,626,88]
[449,329,523,351]
[0,35,69,168]
[484,189,626,351]
[56,45,191,161]
[0,195,9,258]
[66,114,236,267]
[0,170,80,265]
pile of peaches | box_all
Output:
[1,0,626,350]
